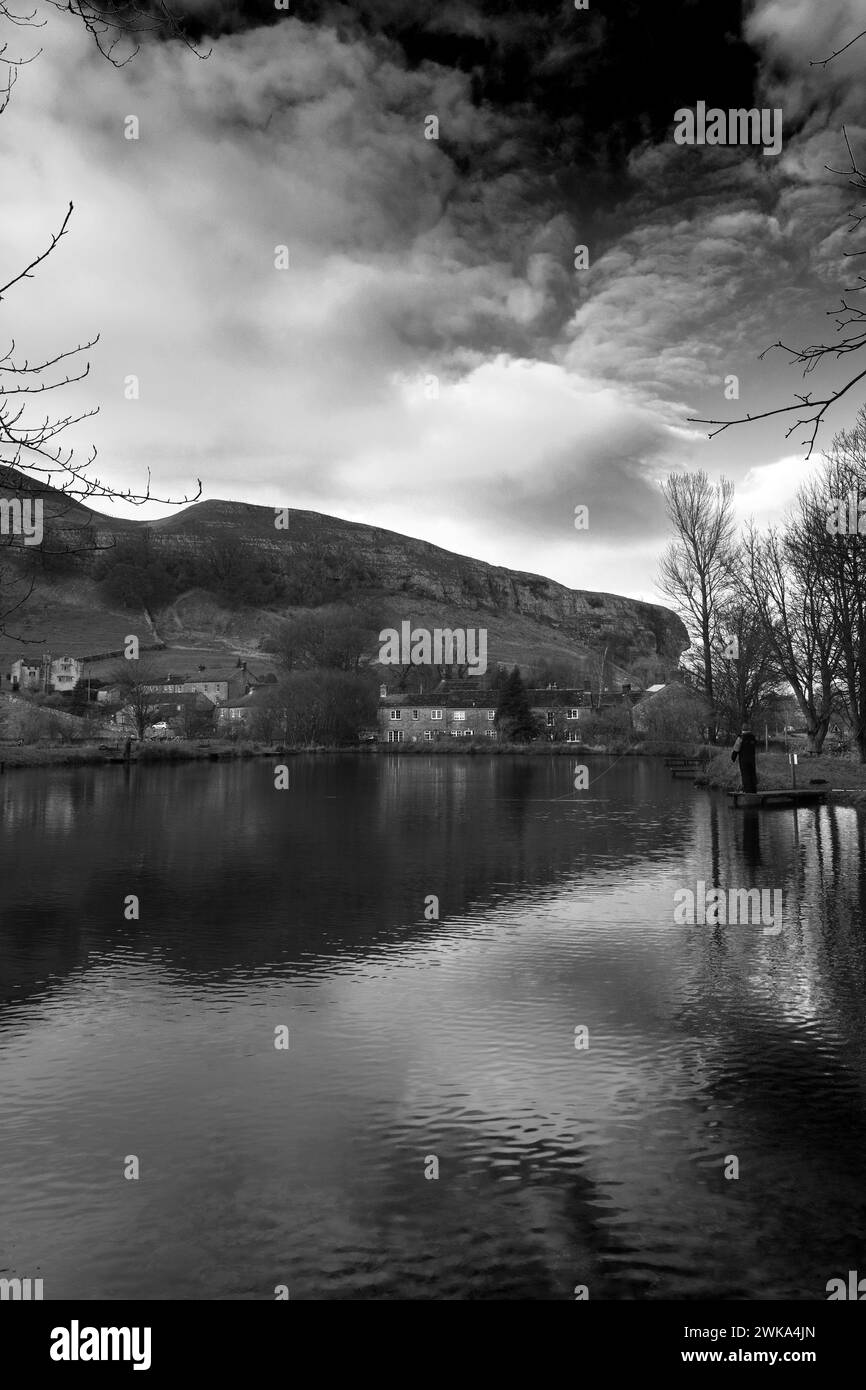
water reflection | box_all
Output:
[1,755,865,1299]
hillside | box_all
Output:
[0,473,689,683]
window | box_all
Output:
[423,730,433,741]
[566,730,580,743]
[430,709,443,721]
[487,710,496,720]
[485,729,497,739]
[412,709,420,720]
[567,708,580,720]
[546,710,555,726]
[389,708,402,721]
[387,729,404,743]
[454,710,466,721]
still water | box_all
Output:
[2,754,866,1300]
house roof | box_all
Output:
[216,690,272,712]
[188,670,244,682]
[151,691,216,711]
[147,670,241,685]
[636,683,708,708]
[379,693,497,709]
[526,687,591,703]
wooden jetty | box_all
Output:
[728,784,829,808]
[672,769,702,779]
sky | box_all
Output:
[1,0,865,603]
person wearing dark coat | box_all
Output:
[731,726,757,792]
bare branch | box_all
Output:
[811,28,866,68]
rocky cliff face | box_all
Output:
[145,501,689,671]
[3,476,689,674]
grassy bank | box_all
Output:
[0,737,715,770]
[361,739,713,759]
[705,748,866,802]
[0,740,278,771]
[19,738,847,778]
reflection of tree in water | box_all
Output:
[501,760,536,833]
[741,808,761,870]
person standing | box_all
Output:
[731,725,757,792]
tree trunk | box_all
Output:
[807,716,830,754]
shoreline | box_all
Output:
[3,741,866,804]
[0,738,707,772]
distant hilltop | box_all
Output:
[0,471,688,682]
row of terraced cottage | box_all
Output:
[375,679,645,744]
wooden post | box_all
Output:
[765,722,769,753]
[790,751,798,789]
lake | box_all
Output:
[2,753,865,1300]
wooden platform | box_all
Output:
[728,785,829,808]
[672,769,702,779]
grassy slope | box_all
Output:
[0,575,646,687]
[706,748,866,791]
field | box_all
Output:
[706,748,866,794]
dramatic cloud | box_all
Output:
[0,0,863,600]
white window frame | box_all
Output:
[430,709,443,721]
[453,710,466,721]
[487,710,496,720]
[387,729,403,743]
[389,708,402,721]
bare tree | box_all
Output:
[797,410,866,761]
[2,0,203,110]
[710,579,781,732]
[0,0,204,634]
[690,29,866,456]
[658,472,737,710]
[593,643,609,709]
[269,606,381,674]
[109,659,170,740]
[746,520,839,752]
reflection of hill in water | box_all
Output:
[3,756,866,1012]
[1,756,693,998]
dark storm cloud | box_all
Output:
[179,0,759,151]
[173,0,764,216]
[5,0,861,600]
[160,0,772,378]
